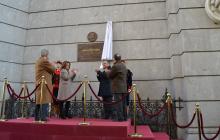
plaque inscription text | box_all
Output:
[78,43,103,62]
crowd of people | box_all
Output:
[35,49,133,122]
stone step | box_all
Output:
[128,125,155,140]
[153,132,170,140]
[0,118,170,140]
[129,125,170,140]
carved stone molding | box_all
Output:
[205,0,220,23]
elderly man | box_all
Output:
[35,49,55,121]
[109,54,127,121]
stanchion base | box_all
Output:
[129,133,143,138]
[17,117,25,120]
[0,119,7,122]
[33,120,46,124]
[79,122,90,125]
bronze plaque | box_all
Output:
[78,43,103,62]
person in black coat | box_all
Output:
[96,61,113,119]
[122,60,133,116]
[126,69,133,116]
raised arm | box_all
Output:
[60,69,69,81]
[41,60,55,74]
[109,65,118,79]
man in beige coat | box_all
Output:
[35,49,55,121]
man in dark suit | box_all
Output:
[109,54,127,121]
[96,61,112,119]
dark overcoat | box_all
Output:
[97,70,112,97]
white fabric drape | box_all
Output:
[100,21,113,68]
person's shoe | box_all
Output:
[123,118,128,121]
[118,117,125,122]
[34,118,39,121]
[34,115,40,121]
[66,115,72,119]
[60,116,66,119]
[104,116,110,119]
[41,118,48,122]
[118,119,124,122]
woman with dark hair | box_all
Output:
[57,61,76,119]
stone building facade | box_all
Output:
[0,0,220,139]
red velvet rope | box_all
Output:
[136,93,166,118]
[200,113,220,140]
[6,84,23,100]
[170,104,196,128]
[46,83,82,102]
[26,86,38,103]
[7,84,40,99]
[88,83,130,106]
[7,85,24,100]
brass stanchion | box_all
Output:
[166,93,172,140]
[0,78,8,121]
[129,84,143,137]
[195,103,202,140]
[79,75,90,125]
[17,81,28,119]
[35,76,46,124]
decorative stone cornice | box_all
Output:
[205,0,220,23]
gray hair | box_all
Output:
[41,49,49,57]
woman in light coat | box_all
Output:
[57,61,76,119]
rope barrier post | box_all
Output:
[129,84,143,138]
[166,93,172,140]
[35,76,46,124]
[18,81,28,119]
[195,103,202,140]
[79,75,90,125]
[0,78,8,122]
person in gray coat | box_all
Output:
[109,54,127,121]
[57,61,76,119]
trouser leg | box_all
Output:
[103,97,112,119]
[41,103,48,120]
[59,101,65,119]
[65,101,71,118]
[122,96,127,121]
[35,104,40,121]
[113,94,124,121]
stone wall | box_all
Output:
[0,0,220,139]
[167,0,220,139]
[0,0,30,96]
[24,0,170,100]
